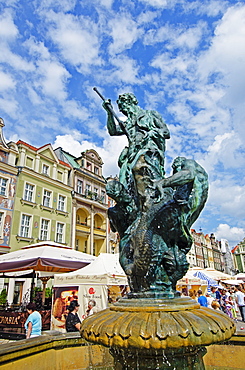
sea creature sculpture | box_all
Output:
[98,89,208,298]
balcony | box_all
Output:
[94,226,106,237]
[76,222,90,234]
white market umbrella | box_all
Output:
[221,279,242,285]
[0,241,96,273]
[235,273,245,281]
[177,271,207,286]
[54,253,128,286]
[204,268,234,281]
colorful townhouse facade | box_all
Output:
[187,229,227,272]
[232,238,245,273]
[9,141,73,251]
[0,119,18,254]
[54,147,110,255]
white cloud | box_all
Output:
[0,12,34,71]
[197,132,244,174]
[214,224,244,246]
[36,0,76,12]
[0,71,16,91]
[109,56,140,84]
[45,11,102,71]
[144,22,206,50]
[61,100,90,121]
[139,0,168,8]
[137,10,160,25]
[208,179,245,220]
[0,97,19,118]
[0,10,18,40]
[151,52,193,76]
[52,133,128,178]
[24,38,51,60]
[198,5,245,113]
[36,60,70,100]
[0,44,34,71]
[92,0,114,8]
[183,0,228,17]
[108,15,142,55]
[24,37,71,101]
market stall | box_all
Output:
[177,270,207,297]
[0,241,96,333]
[52,253,128,332]
[204,268,235,281]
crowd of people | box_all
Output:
[24,298,98,337]
[195,286,245,323]
[24,285,245,338]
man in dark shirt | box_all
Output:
[65,300,81,332]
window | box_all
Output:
[85,184,91,195]
[43,190,51,207]
[42,164,49,175]
[94,188,98,199]
[101,190,105,203]
[0,212,4,237]
[75,239,79,251]
[57,171,63,182]
[0,178,7,196]
[20,214,31,238]
[26,157,34,168]
[77,180,83,194]
[56,222,64,243]
[23,183,34,202]
[94,166,99,175]
[86,162,91,171]
[58,195,66,212]
[40,219,50,241]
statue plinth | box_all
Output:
[81,297,235,369]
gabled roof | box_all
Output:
[16,140,70,168]
[231,245,239,254]
[62,151,80,169]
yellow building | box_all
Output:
[55,148,111,256]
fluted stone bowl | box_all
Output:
[81,297,236,350]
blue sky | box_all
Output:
[0,0,245,247]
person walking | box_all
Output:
[235,286,245,322]
[24,302,42,339]
[206,293,214,309]
[65,300,81,332]
[210,287,217,299]
[197,290,208,307]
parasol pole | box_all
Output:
[39,276,51,307]
[30,271,35,303]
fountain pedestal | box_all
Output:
[81,296,235,369]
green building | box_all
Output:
[232,239,245,273]
[9,141,73,251]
